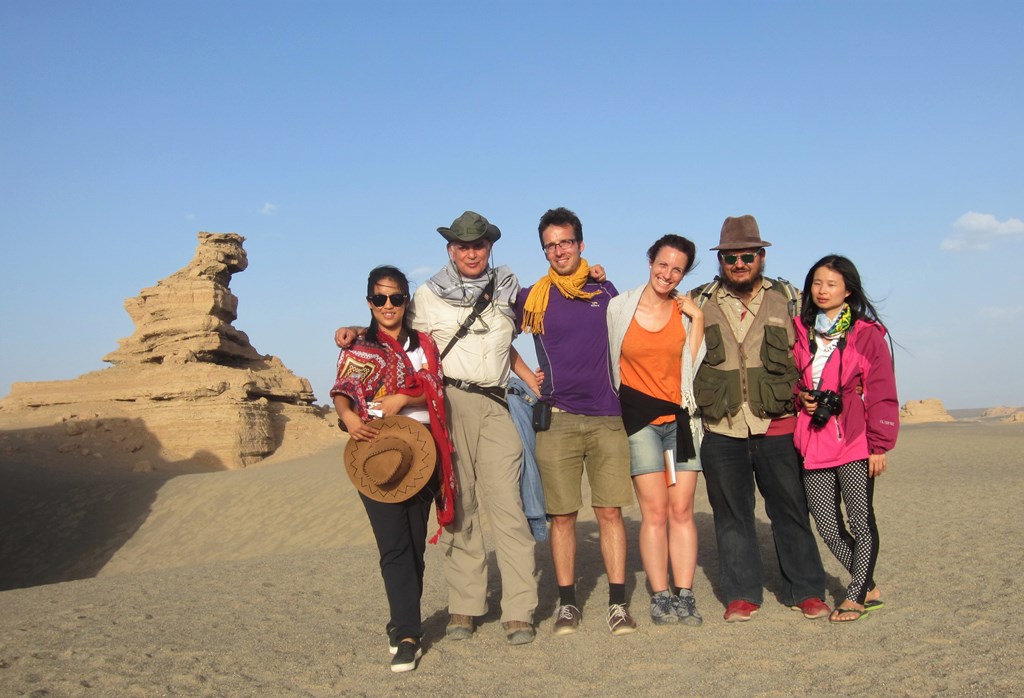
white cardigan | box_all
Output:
[606,284,707,415]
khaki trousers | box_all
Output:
[441,387,538,623]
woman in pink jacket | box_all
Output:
[793,255,898,623]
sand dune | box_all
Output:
[1,422,1023,695]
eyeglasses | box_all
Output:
[542,238,578,254]
[367,293,407,307]
[720,250,762,265]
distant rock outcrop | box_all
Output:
[983,406,1022,418]
[900,399,955,424]
[0,233,327,468]
[1002,411,1024,424]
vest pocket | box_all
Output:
[761,325,793,374]
[758,373,796,417]
[695,368,731,421]
[703,324,726,366]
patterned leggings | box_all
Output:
[802,460,878,604]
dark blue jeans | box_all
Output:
[701,431,825,606]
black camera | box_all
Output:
[806,389,843,428]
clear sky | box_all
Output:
[2,1,1022,409]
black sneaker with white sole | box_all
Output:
[390,639,422,673]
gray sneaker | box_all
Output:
[672,590,703,626]
[607,603,638,635]
[650,591,679,625]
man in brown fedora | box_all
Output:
[336,211,539,646]
[689,215,830,623]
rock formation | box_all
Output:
[899,398,955,424]
[0,233,328,468]
[983,406,1022,418]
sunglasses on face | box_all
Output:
[720,250,762,265]
[367,293,407,307]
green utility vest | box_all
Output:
[690,278,801,422]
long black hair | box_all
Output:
[800,254,883,329]
[365,265,420,351]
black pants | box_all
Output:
[360,474,437,640]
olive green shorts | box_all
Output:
[535,411,633,515]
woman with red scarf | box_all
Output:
[331,265,456,672]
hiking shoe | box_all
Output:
[649,591,679,625]
[607,603,638,635]
[446,613,474,640]
[724,600,760,622]
[552,604,582,635]
[390,639,421,673]
[387,624,399,655]
[790,597,830,620]
[503,620,536,646]
[671,590,703,626]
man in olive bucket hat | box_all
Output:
[338,211,539,646]
[688,215,830,623]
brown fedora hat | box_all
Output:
[711,215,772,250]
[344,416,436,503]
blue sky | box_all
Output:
[2,1,1022,409]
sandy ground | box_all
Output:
[1,421,1023,696]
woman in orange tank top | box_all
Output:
[607,235,706,627]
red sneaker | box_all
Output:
[790,597,831,620]
[723,600,760,622]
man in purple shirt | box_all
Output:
[515,207,636,636]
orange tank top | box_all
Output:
[620,305,685,425]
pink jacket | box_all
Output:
[792,318,899,470]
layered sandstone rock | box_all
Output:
[899,398,955,424]
[983,406,1022,418]
[0,233,328,468]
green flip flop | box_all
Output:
[830,607,866,623]
[864,599,885,612]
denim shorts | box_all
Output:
[628,420,702,477]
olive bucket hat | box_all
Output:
[711,214,772,250]
[437,211,502,243]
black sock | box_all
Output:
[558,585,577,608]
[609,583,626,606]
[672,586,691,596]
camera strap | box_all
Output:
[440,275,496,360]
[807,334,847,393]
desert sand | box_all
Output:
[2,420,1023,696]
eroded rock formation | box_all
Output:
[0,233,326,468]
[899,398,955,424]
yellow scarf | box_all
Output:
[520,258,601,334]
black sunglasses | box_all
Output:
[720,250,762,265]
[367,293,407,307]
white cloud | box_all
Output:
[259,202,278,215]
[941,211,1024,251]
[185,213,196,221]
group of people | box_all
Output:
[330,209,899,673]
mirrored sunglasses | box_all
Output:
[720,251,761,265]
[367,293,407,307]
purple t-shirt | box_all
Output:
[514,280,621,416]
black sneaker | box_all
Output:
[390,639,422,673]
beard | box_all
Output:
[719,259,766,295]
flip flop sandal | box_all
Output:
[864,599,885,612]
[830,608,866,623]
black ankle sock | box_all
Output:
[672,586,691,596]
[558,585,577,607]
[609,583,626,606]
